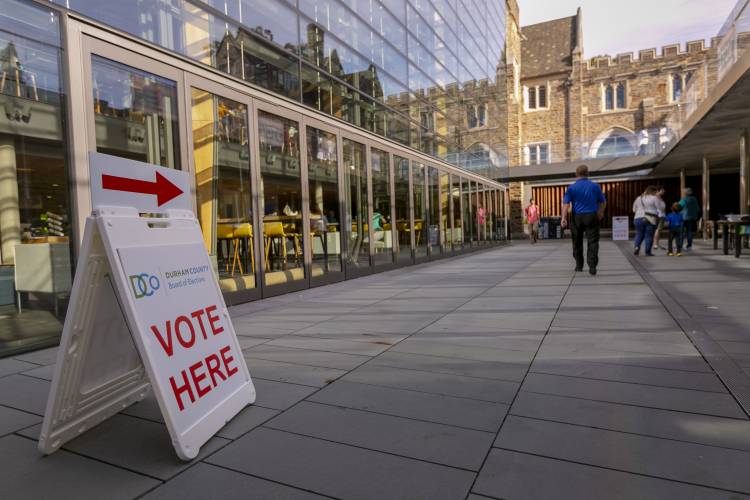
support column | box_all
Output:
[742,130,750,214]
[0,136,21,265]
[702,157,710,240]
[680,168,686,194]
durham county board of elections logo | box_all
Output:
[129,273,161,299]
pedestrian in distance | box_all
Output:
[525,198,540,244]
[560,165,607,275]
[633,185,662,256]
[679,187,700,250]
[665,202,684,256]
[652,186,667,251]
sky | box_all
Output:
[518,0,739,57]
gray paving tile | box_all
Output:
[19,414,228,480]
[266,336,390,356]
[0,358,37,378]
[120,391,163,423]
[237,336,270,350]
[391,338,537,362]
[244,357,347,387]
[0,374,50,415]
[142,462,326,499]
[531,358,726,392]
[521,372,746,419]
[423,311,555,333]
[369,351,528,381]
[266,401,494,470]
[482,285,569,297]
[410,331,545,352]
[216,405,279,440]
[0,405,41,437]
[536,344,712,372]
[343,364,519,403]
[0,434,159,499]
[244,344,369,370]
[396,287,487,298]
[309,380,508,432]
[552,308,677,330]
[252,378,318,410]
[20,364,54,381]
[457,295,562,312]
[366,297,470,313]
[543,334,699,356]
[207,427,475,500]
[511,392,750,452]
[474,448,743,500]
[12,346,58,366]
[497,416,750,493]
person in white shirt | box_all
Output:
[633,186,662,256]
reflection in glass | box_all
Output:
[91,56,180,169]
[371,148,393,266]
[487,189,495,242]
[0,0,72,356]
[470,181,479,245]
[428,166,440,255]
[343,139,369,268]
[461,178,472,244]
[451,175,462,247]
[191,88,254,294]
[413,162,428,258]
[258,111,305,285]
[394,156,412,262]
[440,172,451,253]
[307,127,342,276]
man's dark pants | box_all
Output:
[570,213,600,270]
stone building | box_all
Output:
[497,8,730,234]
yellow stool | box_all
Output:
[216,224,235,272]
[231,223,254,276]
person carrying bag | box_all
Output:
[633,186,661,256]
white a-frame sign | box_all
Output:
[39,153,256,460]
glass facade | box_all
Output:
[0,0,506,357]
[0,0,72,356]
[53,0,507,172]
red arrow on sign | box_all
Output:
[102,171,183,207]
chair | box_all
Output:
[231,223,254,276]
[216,224,234,272]
[264,222,286,271]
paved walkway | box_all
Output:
[2,241,750,499]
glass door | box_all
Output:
[342,133,372,277]
[371,147,394,267]
[451,175,463,250]
[440,171,451,254]
[83,37,185,172]
[428,166,440,257]
[393,155,413,264]
[303,118,344,285]
[413,161,428,261]
[254,103,307,293]
[185,74,259,304]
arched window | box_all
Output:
[616,83,626,109]
[605,85,614,110]
[672,73,683,101]
[603,82,626,111]
[590,128,637,158]
[467,104,487,129]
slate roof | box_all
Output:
[521,14,579,79]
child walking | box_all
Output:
[666,203,684,256]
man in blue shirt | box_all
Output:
[561,165,607,275]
